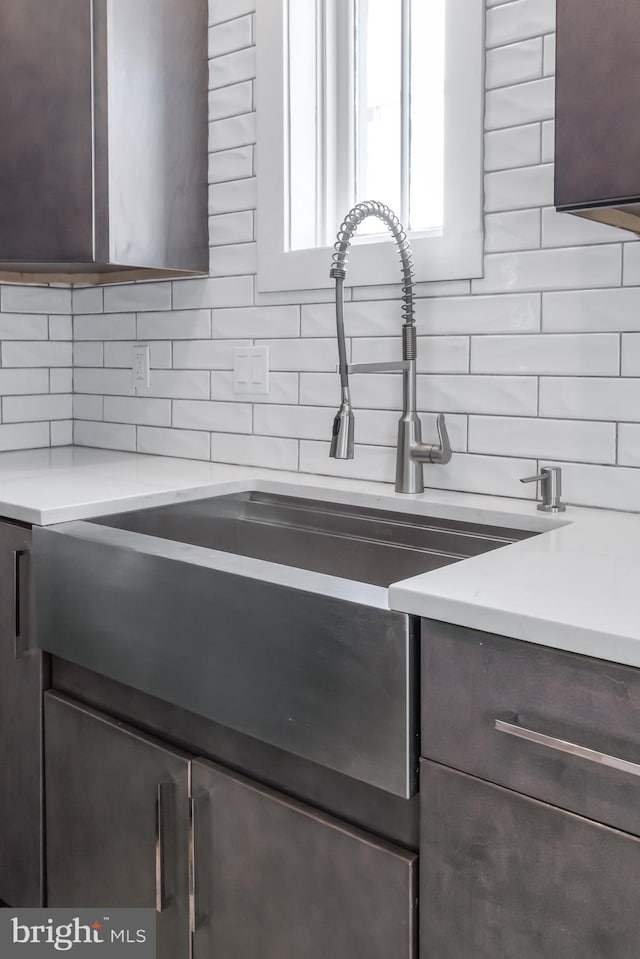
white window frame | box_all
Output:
[256,0,485,293]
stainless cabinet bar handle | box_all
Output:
[155,780,174,913]
[189,791,209,936]
[13,550,26,658]
[495,714,640,778]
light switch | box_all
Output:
[233,346,270,395]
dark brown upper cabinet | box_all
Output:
[555,0,640,234]
[0,0,208,284]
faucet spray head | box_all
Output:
[329,398,354,459]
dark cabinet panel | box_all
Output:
[191,759,417,959]
[421,618,640,837]
[555,0,640,232]
[0,520,45,907]
[0,0,208,282]
[45,693,190,959]
[421,760,640,959]
[0,0,94,262]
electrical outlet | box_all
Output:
[233,346,270,395]
[132,344,151,393]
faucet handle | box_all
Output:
[520,466,566,512]
[430,413,452,464]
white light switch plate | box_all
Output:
[233,346,270,395]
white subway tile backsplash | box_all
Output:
[486,0,556,47]
[146,370,210,400]
[299,441,396,484]
[543,288,640,332]
[211,306,299,338]
[3,393,72,423]
[212,432,299,470]
[484,124,541,172]
[486,38,543,89]
[473,246,622,294]
[541,120,554,162]
[485,164,554,212]
[471,333,619,375]
[209,16,252,58]
[1,285,71,314]
[485,77,554,129]
[71,287,103,315]
[485,210,541,253]
[173,276,253,310]
[622,243,640,285]
[540,378,640,421]
[50,369,73,393]
[75,420,137,452]
[173,339,251,370]
[209,113,256,152]
[173,400,252,433]
[103,397,171,427]
[138,310,211,340]
[210,211,254,246]
[51,421,73,446]
[208,177,257,214]
[209,242,257,276]
[0,422,50,451]
[138,426,211,460]
[2,342,72,368]
[209,0,255,26]
[621,334,640,376]
[547,461,640,512]
[49,316,73,340]
[74,313,136,341]
[73,395,104,421]
[469,416,616,464]
[74,368,134,396]
[104,283,172,314]
[209,146,253,184]
[209,80,253,121]
[618,425,640,466]
[208,47,256,90]
[0,314,48,340]
[543,33,556,76]
[256,338,338,371]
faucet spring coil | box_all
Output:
[330,200,415,326]
[402,323,417,361]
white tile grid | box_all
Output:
[0,285,73,450]
[55,0,640,512]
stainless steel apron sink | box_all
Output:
[34,490,535,797]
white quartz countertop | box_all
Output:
[2,446,639,668]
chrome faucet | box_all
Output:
[329,201,451,494]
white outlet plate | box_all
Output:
[233,346,270,395]
[132,344,151,393]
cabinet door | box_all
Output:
[0,519,44,906]
[45,694,190,959]
[555,0,640,210]
[191,759,416,959]
[421,760,640,959]
[0,0,94,262]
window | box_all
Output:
[256,0,484,292]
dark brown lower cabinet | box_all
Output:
[421,760,640,959]
[45,692,416,958]
[0,519,45,907]
[45,694,190,959]
[191,759,416,959]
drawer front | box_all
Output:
[421,619,640,835]
[421,760,640,959]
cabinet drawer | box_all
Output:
[421,619,640,835]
